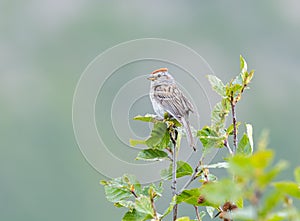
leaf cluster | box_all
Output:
[199,55,254,155]
[101,174,166,221]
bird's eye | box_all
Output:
[157,74,161,77]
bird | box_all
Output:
[147,68,196,151]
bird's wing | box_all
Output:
[153,84,192,119]
[182,94,194,113]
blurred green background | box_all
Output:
[1,1,300,220]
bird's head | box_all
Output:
[147,68,174,83]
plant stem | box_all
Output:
[130,190,138,198]
[230,94,238,153]
[150,194,158,220]
[170,130,178,196]
[194,206,201,221]
[170,129,178,221]
[173,204,178,221]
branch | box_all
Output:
[173,204,178,221]
[170,129,178,221]
[170,130,178,196]
[150,193,158,220]
[194,206,201,221]
[230,93,238,153]
[130,185,138,198]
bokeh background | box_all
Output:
[1,1,300,220]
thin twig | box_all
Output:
[173,204,178,221]
[194,206,201,221]
[230,93,238,153]
[170,131,177,196]
[170,129,178,221]
[150,194,158,220]
[130,190,138,198]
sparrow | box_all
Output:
[147,68,196,151]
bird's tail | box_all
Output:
[181,118,196,151]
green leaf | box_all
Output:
[228,150,274,181]
[240,55,248,74]
[166,117,182,127]
[244,69,254,85]
[142,183,163,198]
[176,217,191,221]
[237,124,253,156]
[231,75,243,87]
[257,161,288,189]
[177,188,201,205]
[133,114,157,122]
[161,161,193,180]
[130,139,146,147]
[103,184,133,203]
[122,209,150,221]
[100,180,109,185]
[266,207,300,220]
[211,99,230,131]
[201,162,229,169]
[265,212,287,221]
[224,56,253,103]
[294,167,300,184]
[130,121,170,149]
[251,150,274,169]
[273,182,300,198]
[198,126,225,149]
[145,122,168,148]
[228,154,253,180]
[260,189,283,218]
[226,122,241,136]
[176,187,217,207]
[230,206,256,220]
[207,75,226,97]
[156,129,171,149]
[114,200,135,209]
[174,161,193,178]
[101,174,141,203]
[228,85,243,102]
[236,198,243,208]
[226,74,243,99]
[136,149,169,161]
[240,54,253,86]
[135,195,154,217]
[202,179,242,205]
[257,129,269,150]
[246,124,253,149]
[237,133,252,156]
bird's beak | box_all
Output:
[147,74,156,81]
